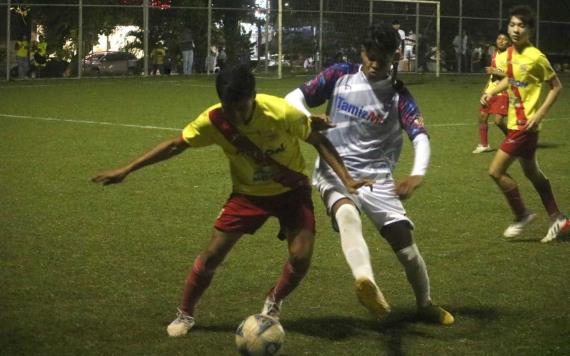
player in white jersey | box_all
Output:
[286,24,454,325]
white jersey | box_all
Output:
[298,63,428,182]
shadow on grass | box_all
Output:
[537,142,565,150]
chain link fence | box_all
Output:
[1,0,569,80]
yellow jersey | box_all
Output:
[495,45,556,130]
[181,94,311,196]
[484,49,508,97]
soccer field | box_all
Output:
[1,73,569,355]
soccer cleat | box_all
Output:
[472,144,492,154]
[166,309,195,337]
[503,213,536,238]
[417,303,455,325]
[355,278,391,320]
[261,296,283,320]
[541,217,570,243]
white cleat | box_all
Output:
[503,213,536,238]
[541,217,570,243]
[472,144,492,154]
[167,309,195,337]
[261,296,283,320]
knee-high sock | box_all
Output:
[181,256,215,316]
[479,122,489,146]
[396,244,431,308]
[336,204,375,282]
[503,187,528,219]
[532,179,561,220]
[271,260,310,301]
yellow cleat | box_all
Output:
[417,303,455,325]
[355,278,391,320]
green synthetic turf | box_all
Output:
[0,74,569,355]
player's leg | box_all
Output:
[493,114,508,136]
[519,156,570,242]
[331,198,391,319]
[167,229,242,336]
[381,222,454,325]
[263,188,315,319]
[474,110,491,153]
[489,149,535,237]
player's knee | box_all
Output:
[199,250,225,270]
[488,168,501,181]
[335,204,361,228]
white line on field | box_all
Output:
[0,113,568,131]
[0,113,180,131]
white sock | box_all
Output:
[335,204,375,282]
[396,244,431,307]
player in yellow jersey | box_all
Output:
[481,5,569,242]
[92,65,372,337]
[473,31,510,154]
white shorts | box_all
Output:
[314,172,413,232]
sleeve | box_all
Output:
[398,87,428,141]
[535,53,556,82]
[181,111,216,148]
[410,133,430,176]
[285,88,311,116]
[299,63,354,108]
[282,100,312,141]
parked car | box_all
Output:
[83,51,139,75]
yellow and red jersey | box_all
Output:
[495,45,556,130]
[181,94,311,196]
[485,49,508,97]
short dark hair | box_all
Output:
[363,24,399,55]
[509,5,535,29]
[497,30,510,38]
[392,20,400,25]
[215,65,256,103]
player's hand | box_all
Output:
[480,93,491,106]
[91,167,130,186]
[484,66,494,75]
[396,175,423,200]
[524,114,542,132]
[346,178,375,194]
[310,114,336,131]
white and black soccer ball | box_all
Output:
[235,314,285,356]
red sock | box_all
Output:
[270,261,310,301]
[503,187,527,219]
[533,179,561,220]
[181,256,214,316]
[479,123,489,146]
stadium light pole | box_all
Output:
[6,0,10,81]
[207,0,212,66]
[278,0,282,79]
[78,0,83,79]
[143,0,149,76]
[318,0,323,72]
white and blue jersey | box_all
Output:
[299,63,428,182]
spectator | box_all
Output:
[452,30,469,73]
[217,47,227,72]
[151,42,166,75]
[179,27,195,75]
[15,34,30,79]
[205,46,218,74]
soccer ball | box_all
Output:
[235,314,285,356]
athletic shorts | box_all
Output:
[214,187,315,236]
[500,129,539,160]
[480,94,508,116]
[314,172,413,232]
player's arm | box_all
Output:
[526,74,562,131]
[481,76,509,105]
[91,135,189,185]
[306,131,373,193]
[396,89,430,200]
[285,89,334,131]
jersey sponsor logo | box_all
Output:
[237,143,286,161]
[508,78,528,88]
[336,95,386,124]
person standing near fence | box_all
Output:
[15,34,30,79]
[480,5,568,242]
[179,27,195,75]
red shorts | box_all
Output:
[500,129,539,159]
[480,94,508,116]
[214,187,315,236]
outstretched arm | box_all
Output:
[306,131,373,193]
[481,76,509,105]
[91,135,189,185]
